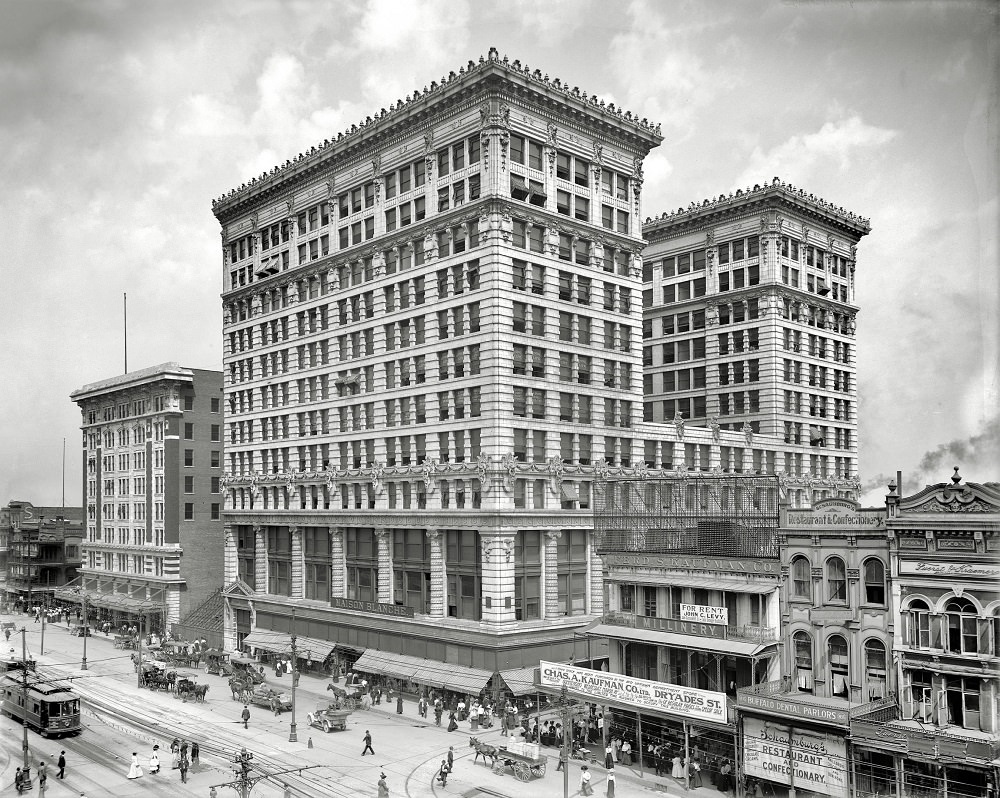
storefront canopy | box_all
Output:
[584,623,773,658]
[242,630,336,662]
[604,573,777,594]
[352,650,493,694]
[499,666,539,696]
[87,593,163,613]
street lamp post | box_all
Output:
[20,627,32,788]
[288,611,298,743]
[81,584,88,670]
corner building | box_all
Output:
[70,364,225,633]
[642,181,869,507]
[213,49,664,683]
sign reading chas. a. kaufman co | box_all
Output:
[742,717,847,797]
[679,603,729,625]
[602,554,780,574]
[539,661,727,725]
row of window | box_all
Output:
[790,555,885,604]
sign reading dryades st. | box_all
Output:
[742,717,848,797]
[539,661,727,725]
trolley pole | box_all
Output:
[21,627,32,785]
[288,619,298,742]
[81,588,88,670]
[136,612,144,689]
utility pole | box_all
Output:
[208,748,321,798]
[551,684,587,798]
[20,627,33,788]
[288,608,298,743]
[81,587,88,670]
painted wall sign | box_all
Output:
[742,717,848,797]
[636,614,727,639]
[737,692,849,727]
[602,554,780,575]
[785,509,885,529]
[899,561,1000,580]
[539,661,727,725]
[329,597,415,618]
[680,603,729,625]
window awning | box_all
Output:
[583,623,774,658]
[500,667,539,696]
[243,630,335,662]
[605,573,777,595]
[87,593,163,612]
[352,650,493,693]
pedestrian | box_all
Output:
[718,759,733,795]
[605,742,613,769]
[447,746,454,771]
[621,738,632,767]
[38,761,48,793]
[362,729,375,756]
[171,739,181,770]
[606,766,616,797]
[580,764,593,796]
[377,771,389,797]
[191,742,200,765]
[127,752,143,780]
[242,704,251,729]
[14,767,23,795]
[179,755,189,784]
[447,711,458,732]
[57,751,66,779]
[396,692,403,715]
[418,696,427,718]
[149,745,160,774]
[500,710,509,736]
[4,627,10,641]
[180,740,189,762]
[437,759,450,787]
[690,757,703,789]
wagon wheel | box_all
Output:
[180,689,192,701]
[322,719,331,733]
[492,761,505,776]
[534,761,546,776]
[513,762,531,782]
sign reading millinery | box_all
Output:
[603,554,779,575]
[680,604,729,626]
[899,561,1000,580]
[635,615,727,639]
[329,597,414,618]
[539,661,727,725]
[742,717,848,797]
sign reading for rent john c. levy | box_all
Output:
[539,661,727,725]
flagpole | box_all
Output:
[123,292,128,372]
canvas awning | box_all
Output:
[583,624,774,658]
[242,629,335,662]
[500,666,539,696]
[604,573,776,594]
[352,650,493,693]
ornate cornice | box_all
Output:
[222,508,595,530]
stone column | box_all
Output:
[290,525,304,599]
[223,525,238,586]
[254,525,268,595]
[376,528,392,602]
[543,529,561,619]
[479,531,518,627]
[427,529,446,618]
[587,531,603,615]
[329,528,345,599]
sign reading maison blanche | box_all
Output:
[743,718,848,797]
[329,597,414,618]
[680,604,729,625]
[539,661,727,725]
[603,554,780,575]
[899,561,1000,580]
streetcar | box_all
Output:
[0,650,36,675]
[1,672,82,736]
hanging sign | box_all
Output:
[679,603,729,625]
[742,717,848,797]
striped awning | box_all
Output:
[500,667,539,696]
[352,650,493,694]
[243,629,335,662]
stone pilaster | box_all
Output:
[543,529,561,619]
[223,525,238,586]
[588,532,604,615]
[254,525,268,595]
[329,528,345,599]
[427,529,445,617]
[375,528,392,602]
[223,597,238,652]
[290,525,303,599]
[479,531,517,627]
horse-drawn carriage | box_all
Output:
[230,656,265,685]
[247,684,292,714]
[325,682,363,711]
[470,737,546,781]
[113,634,136,650]
[139,662,176,692]
[306,701,352,733]
[173,673,209,702]
[204,649,233,677]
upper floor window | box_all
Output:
[826,556,847,603]
[793,630,813,693]
[864,639,887,700]
[863,558,886,605]
[945,598,979,655]
[791,555,811,601]
[828,634,849,697]
[906,599,932,648]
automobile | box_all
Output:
[71,626,92,637]
[248,684,292,714]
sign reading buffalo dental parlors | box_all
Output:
[680,604,729,626]
[539,661,727,725]
[743,718,848,797]
[329,597,414,618]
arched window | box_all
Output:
[864,639,887,699]
[907,599,931,648]
[791,556,812,600]
[827,556,847,603]
[945,598,979,655]
[828,635,849,697]
[863,558,886,605]
[793,631,813,692]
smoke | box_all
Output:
[860,417,1000,498]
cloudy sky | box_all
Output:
[1,0,996,508]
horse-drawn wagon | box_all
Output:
[492,739,547,781]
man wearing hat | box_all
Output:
[377,771,389,797]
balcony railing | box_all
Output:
[601,612,778,644]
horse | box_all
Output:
[469,736,499,767]
[229,677,248,701]
[193,684,210,702]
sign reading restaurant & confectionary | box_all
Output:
[539,661,727,725]
[742,718,848,797]
[785,498,885,529]
[602,554,780,575]
[329,597,415,618]
[680,603,729,625]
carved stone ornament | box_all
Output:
[673,410,686,440]
[285,198,294,216]
[742,421,754,447]
[425,528,440,543]
[499,130,509,171]
[632,461,649,482]
[546,122,558,147]
[480,131,490,172]
[420,458,437,490]
[593,141,603,165]
[423,131,433,154]
[594,459,610,480]
[709,416,721,442]
[325,179,335,200]
[250,212,259,232]
[548,456,565,495]
[477,452,491,490]
[481,539,491,564]
[501,452,518,492]
[369,460,385,494]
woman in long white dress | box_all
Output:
[127,752,144,779]
[670,754,684,779]
[149,745,160,775]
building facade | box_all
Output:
[3,501,83,606]
[642,181,869,507]
[850,471,1000,798]
[69,363,225,632]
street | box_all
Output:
[0,612,726,798]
